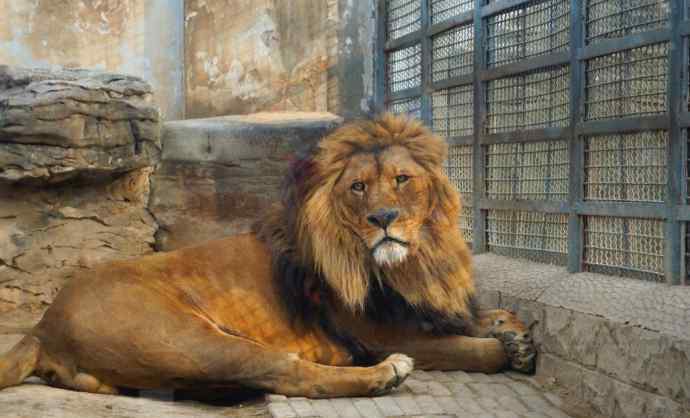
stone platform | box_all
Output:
[265,369,579,418]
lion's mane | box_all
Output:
[255,114,476,338]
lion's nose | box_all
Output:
[367,208,400,229]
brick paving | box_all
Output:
[265,370,574,418]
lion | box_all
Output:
[0,114,535,398]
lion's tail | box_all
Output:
[0,335,41,390]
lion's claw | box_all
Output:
[495,332,537,374]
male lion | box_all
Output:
[0,114,535,398]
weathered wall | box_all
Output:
[0,0,184,120]
[0,0,376,120]
[184,0,376,119]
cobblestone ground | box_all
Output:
[265,370,575,418]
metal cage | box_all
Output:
[377,0,688,285]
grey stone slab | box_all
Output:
[425,381,452,396]
[310,399,340,418]
[446,382,475,398]
[404,378,430,395]
[474,254,690,342]
[434,396,464,415]
[393,395,422,415]
[414,395,444,415]
[372,396,404,416]
[453,394,484,414]
[329,398,361,418]
[411,369,435,381]
[495,396,529,415]
[289,399,317,417]
[446,370,474,384]
[162,113,342,163]
[427,370,454,383]
[467,383,517,399]
[269,402,298,418]
[493,411,520,418]
[476,396,500,411]
[352,398,383,418]
[473,254,568,301]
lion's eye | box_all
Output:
[351,181,366,192]
[395,175,410,184]
[494,319,505,326]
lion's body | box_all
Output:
[0,115,535,398]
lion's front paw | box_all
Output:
[495,331,536,374]
[371,353,414,396]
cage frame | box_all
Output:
[375,0,688,284]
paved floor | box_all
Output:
[265,370,575,418]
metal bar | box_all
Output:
[578,29,671,61]
[481,0,531,18]
[479,198,569,213]
[679,112,690,128]
[374,0,387,113]
[481,52,570,81]
[389,86,423,102]
[433,74,474,90]
[481,127,569,144]
[472,0,487,253]
[665,0,683,285]
[573,201,668,219]
[568,0,584,273]
[577,116,670,136]
[428,10,474,36]
[385,29,424,51]
[447,134,475,145]
[421,0,432,126]
[675,206,690,221]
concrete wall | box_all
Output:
[0,0,184,120]
[184,0,376,119]
[0,0,375,121]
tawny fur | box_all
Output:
[0,114,534,398]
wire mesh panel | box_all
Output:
[432,84,474,137]
[386,44,422,94]
[386,0,422,40]
[431,0,474,25]
[585,43,669,120]
[584,131,667,202]
[487,0,570,68]
[443,144,474,244]
[432,24,474,82]
[388,96,422,119]
[485,140,569,200]
[444,144,473,203]
[584,216,664,281]
[487,210,568,264]
[585,0,670,44]
[486,65,570,133]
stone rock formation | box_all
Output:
[0,66,160,318]
[0,66,160,184]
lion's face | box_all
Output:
[290,114,469,311]
[332,145,432,267]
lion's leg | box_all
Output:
[33,351,119,395]
[154,330,414,398]
[470,309,536,373]
[383,335,508,373]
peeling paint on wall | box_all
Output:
[0,0,375,120]
[0,0,184,120]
